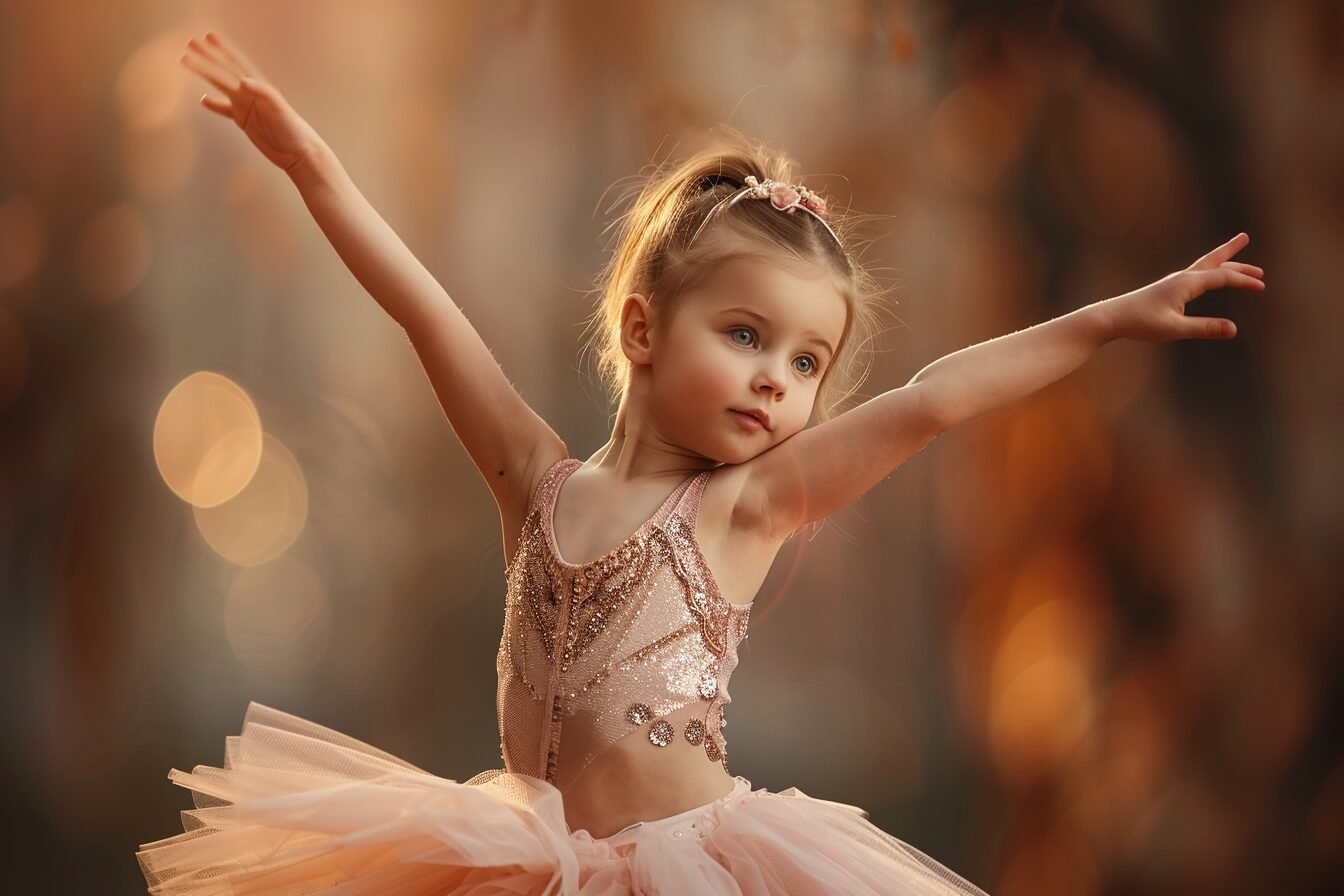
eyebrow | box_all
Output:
[720,307,835,357]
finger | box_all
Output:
[1222,261,1263,277]
[1191,232,1250,271]
[1193,267,1264,294]
[1186,316,1238,339]
[205,31,262,81]
[181,43,242,97]
[200,93,233,117]
[186,35,236,77]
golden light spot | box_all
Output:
[0,196,44,294]
[0,307,29,409]
[224,556,331,682]
[154,371,264,507]
[988,654,1093,786]
[116,29,193,132]
[986,579,1104,785]
[193,432,309,566]
[77,203,153,305]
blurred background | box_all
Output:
[2,0,1340,892]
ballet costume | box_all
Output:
[137,458,991,895]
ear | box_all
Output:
[618,293,656,366]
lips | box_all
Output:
[730,409,770,432]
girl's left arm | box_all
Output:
[736,234,1265,539]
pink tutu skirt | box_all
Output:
[137,703,990,895]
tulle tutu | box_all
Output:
[138,703,990,895]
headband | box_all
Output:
[699,175,843,249]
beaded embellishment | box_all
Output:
[648,720,674,747]
[496,459,752,787]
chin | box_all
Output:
[725,443,769,465]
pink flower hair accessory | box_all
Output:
[724,175,840,247]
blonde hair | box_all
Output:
[581,126,895,423]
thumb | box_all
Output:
[1191,317,1237,339]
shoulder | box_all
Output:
[698,459,785,547]
[522,445,574,514]
[499,442,571,560]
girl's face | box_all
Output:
[643,250,848,464]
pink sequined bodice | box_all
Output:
[495,458,752,794]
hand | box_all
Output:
[1102,233,1266,341]
[180,31,325,174]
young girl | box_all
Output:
[143,30,1266,895]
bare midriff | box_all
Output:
[557,712,737,839]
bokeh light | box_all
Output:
[192,431,309,566]
[153,371,264,507]
[3,3,1334,893]
[0,195,44,295]
[76,202,154,305]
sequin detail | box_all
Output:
[649,720,674,747]
[704,737,721,763]
[684,718,706,746]
[495,459,752,792]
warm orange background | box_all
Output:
[2,2,1339,893]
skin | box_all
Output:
[608,243,847,470]
[180,30,1268,841]
[536,240,846,553]
[179,29,1267,566]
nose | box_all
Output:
[752,357,787,399]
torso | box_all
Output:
[541,454,781,610]
[499,450,785,838]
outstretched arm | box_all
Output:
[181,32,566,536]
[734,234,1266,539]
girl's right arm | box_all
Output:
[182,33,567,545]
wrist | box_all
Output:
[1087,297,1125,345]
[286,139,340,192]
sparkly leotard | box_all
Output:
[139,456,994,895]
[495,458,752,794]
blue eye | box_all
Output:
[795,355,818,376]
[728,327,756,347]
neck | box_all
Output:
[586,388,720,482]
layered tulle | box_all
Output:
[137,703,989,895]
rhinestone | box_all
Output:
[684,718,706,746]
[626,703,652,725]
[672,830,684,838]
[698,674,717,699]
[649,720,674,747]
[704,737,721,762]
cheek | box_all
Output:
[660,338,736,400]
